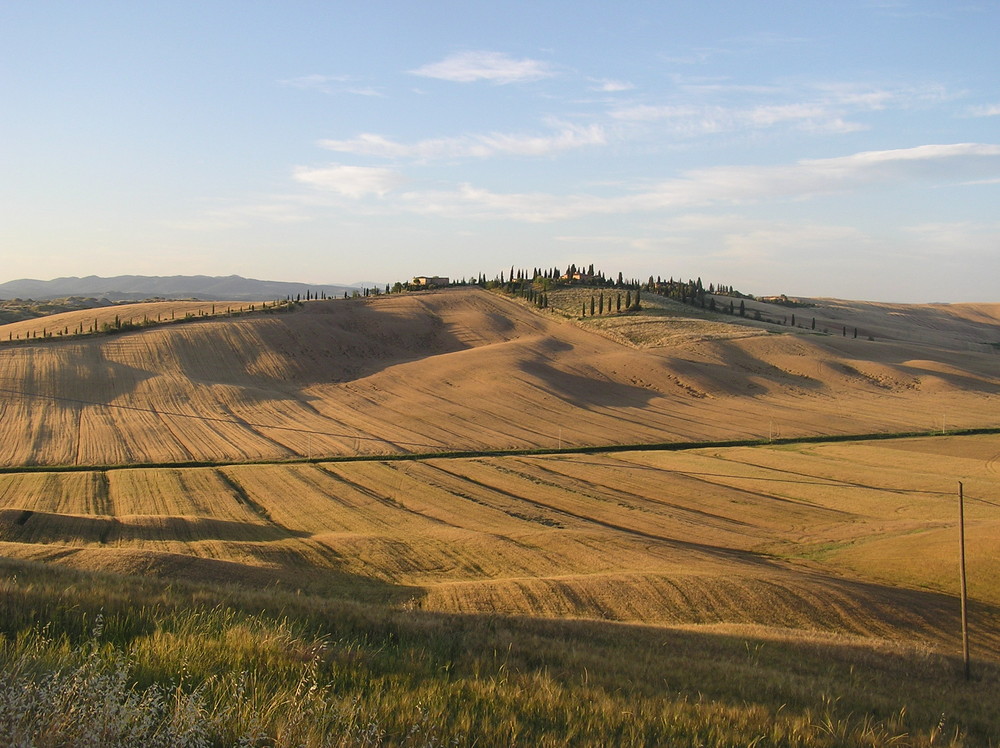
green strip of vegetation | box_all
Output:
[4,426,999,475]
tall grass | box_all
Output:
[1,558,996,746]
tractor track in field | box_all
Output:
[987,450,1000,476]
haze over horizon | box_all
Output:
[3,1,999,303]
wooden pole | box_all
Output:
[959,481,970,680]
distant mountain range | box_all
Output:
[0,275,379,302]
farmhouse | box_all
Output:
[413,276,449,288]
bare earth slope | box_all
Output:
[0,288,998,467]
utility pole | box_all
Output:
[959,481,970,680]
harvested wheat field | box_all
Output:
[1,434,998,662]
[0,288,998,467]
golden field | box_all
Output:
[1,286,999,745]
[0,288,998,467]
[1,437,998,655]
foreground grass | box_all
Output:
[1,558,997,747]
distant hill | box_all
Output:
[0,274,374,302]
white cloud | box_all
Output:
[968,103,1000,117]
[392,143,1000,221]
[293,164,405,198]
[217,143,1000,230]
[318,123,606,161]
[610,81,951,137]
[408,51,555,84]
[610,101,866,135]
[589,78,634,92]
[646,143,1000,205]
[612,101,869,135]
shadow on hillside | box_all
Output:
[667,345,828,397]
[174,299,485,390]
[814,337,1000,395]
[59,548,415,604]
[0,510,310,544]
[11,345,158,407]
[517,359,660,409]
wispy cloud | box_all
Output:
[293,164,405,197]
[209,143,1000,228]
[408,51,555,84]
[611,102,865,134]
[393,143,1000,221]
[589,78,634,92]
[610,81,951,137]
[171,200,313,230]
[967,103,1000,117]
[318,123,606,161]
[279,74,382,97]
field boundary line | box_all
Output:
[3,426,1000,475]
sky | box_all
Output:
[2,1,999,302]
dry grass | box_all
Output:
[1,557,997,746]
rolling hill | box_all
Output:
[1,285,999,745]
[0,287,997,467]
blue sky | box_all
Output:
[2,1,999,301]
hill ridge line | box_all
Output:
[4,426,998,475]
